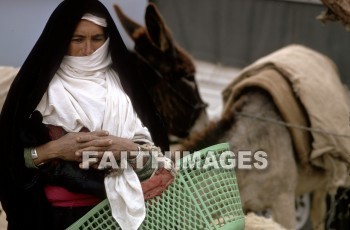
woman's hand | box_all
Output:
[34,131,112,166]
[75,135,139,169]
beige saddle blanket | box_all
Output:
[0,66,19,111]
[222,44,350,191]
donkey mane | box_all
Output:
[180,95,248,151]
[180,111,235,152]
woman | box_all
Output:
[0,0,169,229]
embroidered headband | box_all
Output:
[81,13,107,27]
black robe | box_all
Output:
[0,0,168,229]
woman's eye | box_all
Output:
[92,36,105,42]
[72,38,83,43]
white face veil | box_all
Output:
[37,38,151,142]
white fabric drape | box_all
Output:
[37,38,149,230]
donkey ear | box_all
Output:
[145,3,174,52]
[113,4,143,41]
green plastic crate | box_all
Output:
[67,143,245,230]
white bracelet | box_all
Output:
[31,148,39,159]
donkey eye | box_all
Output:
[186,74,195,81]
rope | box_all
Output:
[235,111,350,139]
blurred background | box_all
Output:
[151,0,350,86]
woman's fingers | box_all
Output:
[76,131,109,142]
[76,148,105,158]
[77,137,113,149]
[52,131,111,162]
[76,146,113,155]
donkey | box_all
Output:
[115,3,346,230]
[114,4,208,142]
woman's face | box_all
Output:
[67,19,106,56]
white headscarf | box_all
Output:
[37,22,148,230]
[82,13,107,27]
[37,38,150,142]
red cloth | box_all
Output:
[44,185,102,207]
[141,168,175,200]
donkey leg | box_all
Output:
[310,189,327,230]
[270,192,296,229]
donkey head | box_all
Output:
[114,3,207,139]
